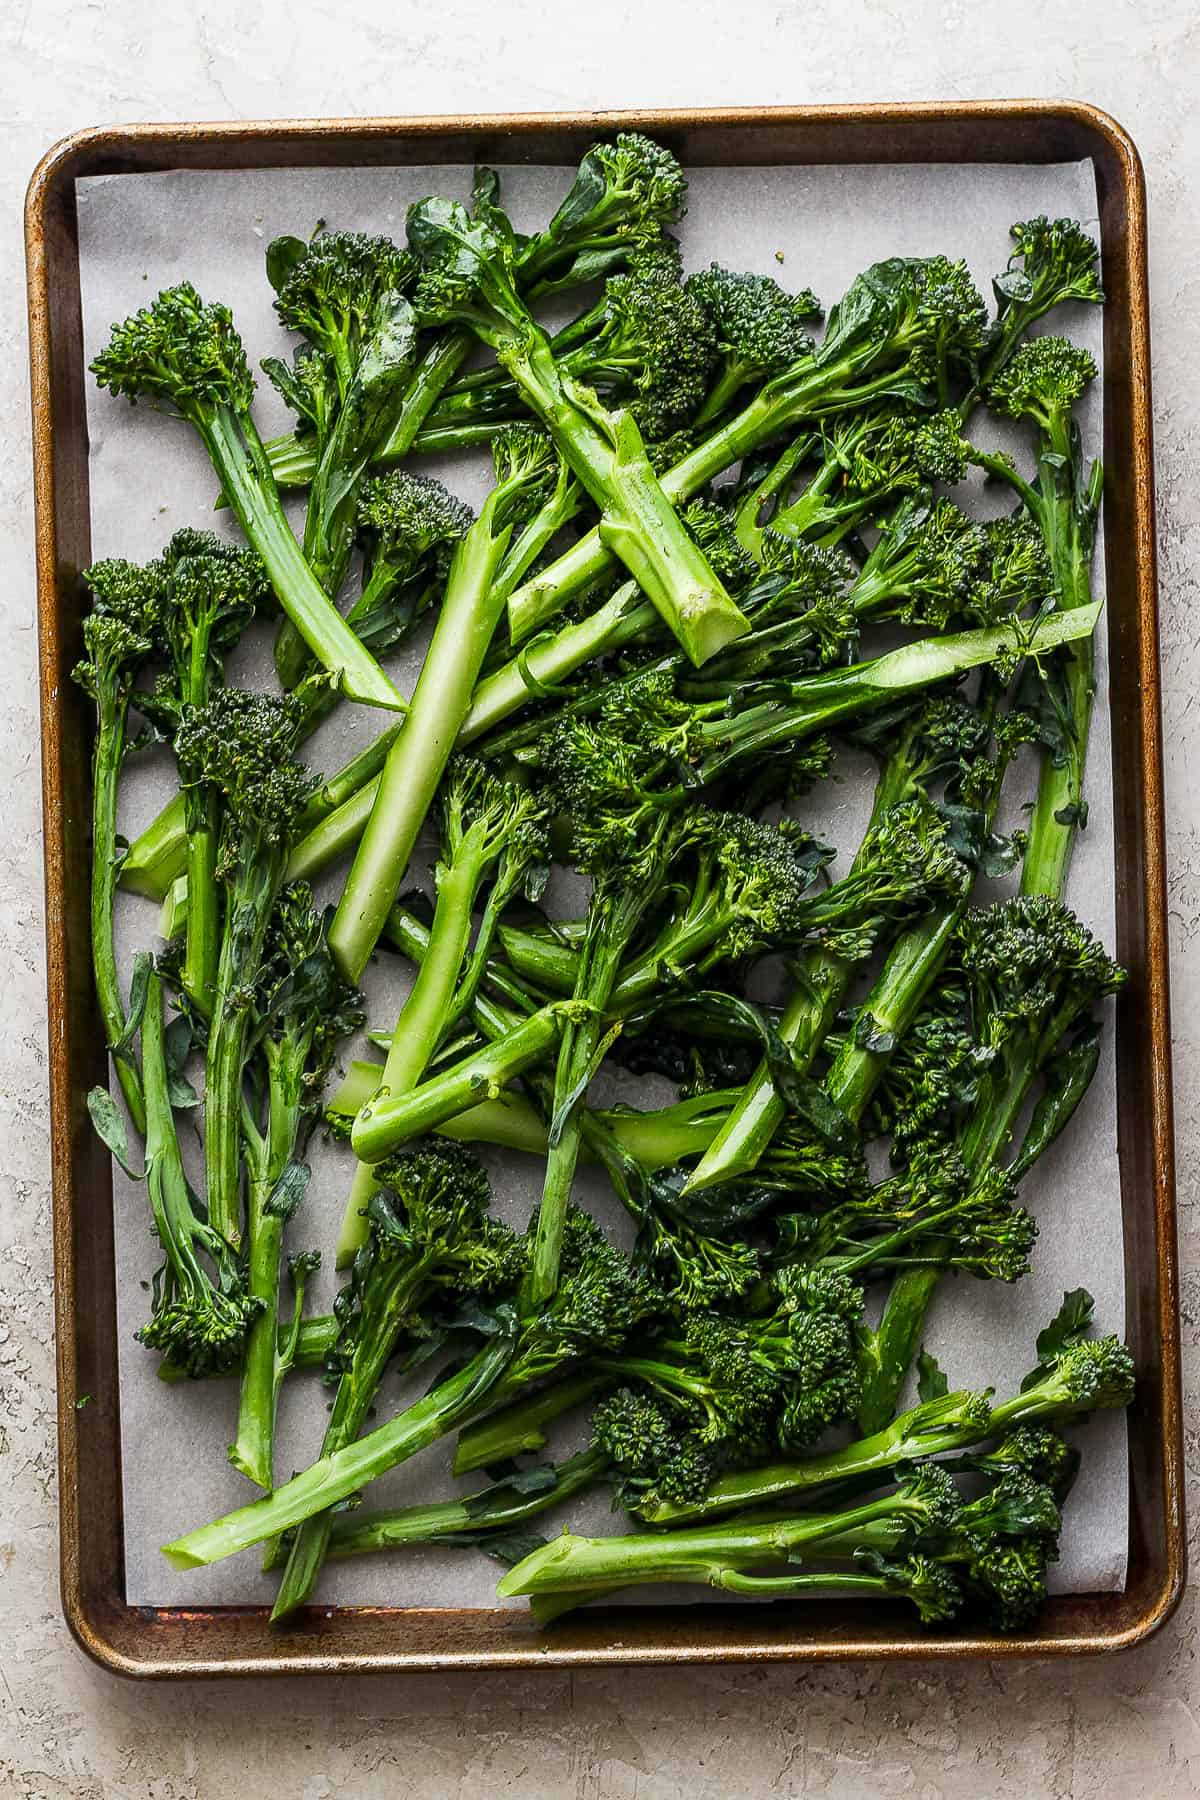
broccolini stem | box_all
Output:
[196,408,404,713]
[373,332,475,466]
[855,1269,942,1435]
[825,904,965,1126]
[682,736,933,1195]
[461,582,657,745]
[496,1492,910,1599]
[204,843,287,1250]
[681,958,848,1193]
[89,698,146,1132]
[506,354,906,644]
[335,841,495,1265]
[181,787,220,1019]
[230,1042,305,1489]
[1019,453,1103,900]
[452,1372,610,1475]
[350,1002,577,1164]
[328,497,513,983]
[286,773,382,885]
[272,1256,435,1616]
[141,972,202,1308]
[496,334,748,667]
[268,1447,606,1567]
[118,790,190,901]
[640,1403,989,1526]
[178,615,220,1017]
[163,1335,515,1575]
[531,931,629,1303]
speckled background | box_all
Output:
[4,5,1200,1796]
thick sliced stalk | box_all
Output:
[506,353,905,643]
[198,407,403,712]
[120,792,190,901]
[350,1002,576,1164]
[162,1336,514,1573]
[496,336,746,666]
[335,842,494,1265]
[89,702,146,1132]
[328,504,512,983]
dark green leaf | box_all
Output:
[265,235,310,294]
[1021,1288,1096,1390]
[431,1528,549,1568]
[917,1348,949,1404]
[111,952,153,1058]
[87,1086,141,1179]
[993,268,1034,305]
[1011,1026,1101,1183]
[265,1160,313,1221]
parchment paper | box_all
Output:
[75,155,1123,1610]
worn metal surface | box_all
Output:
[4,2,1200,1787]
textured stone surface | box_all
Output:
[2,4,1199,1794]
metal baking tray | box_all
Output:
[26,100,1184,1676]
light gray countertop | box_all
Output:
[2,4,1198,1794]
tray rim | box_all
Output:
[26,96,1185,1678]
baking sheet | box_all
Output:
[74,154,1124,1610]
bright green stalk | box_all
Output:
[642,1394,994,1526]
[335,838,499,1266]
[349,1002,579,1164]
[531,915,631,1305]
[497,334,748,666]
[162,1335,515,1573]
[1019,456,1103,900]
[682,741,958,1195]
[137,969,260,1376]
[460,581,657,745]
[204,838,289,1252]
[119,795,191,902]
[506,353,919,644]
[679,960,849,1194]
[328,496,513,983]
[196,408,403,712]
[331,1065,551,1159]
[286,774,382,885]
[229,1038,306,1489]
[497,1491,929,1601]
[453,1372,609,1475]
[268,1447,605,1567]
